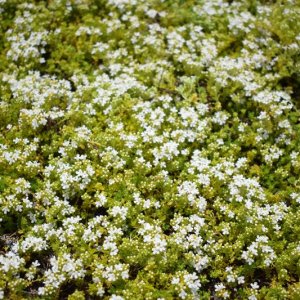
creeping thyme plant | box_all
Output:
[0,0,300,299]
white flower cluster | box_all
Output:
[171,271,201,299]
[138,219,167,255]
[242,235,276,266]
[37,254,85,296]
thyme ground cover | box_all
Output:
[0,0,300,299]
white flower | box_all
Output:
[95,193,107,207]
[110,295,124,300]
[111,206,128,220]
[250,282,259,289]
[215,283,225,292]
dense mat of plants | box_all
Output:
[0,0,300,299]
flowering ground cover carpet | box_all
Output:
[0,0,300,299]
